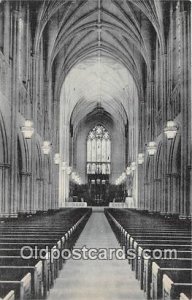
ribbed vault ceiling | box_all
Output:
[34,0,165,130]
[60,55,137,127]
[35,0,164,93]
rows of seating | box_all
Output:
[105,208,192,300]
[0,208,92,300]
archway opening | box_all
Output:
[59,54,139,206]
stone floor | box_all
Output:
[47,211,144,300]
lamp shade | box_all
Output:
[62,161,67,171]
[122,172,126,180]
[164,121,177,139]
[131,162,136,171]
[147,142,157,156]
[126,167,131,175]
[138,153,144,164]
[54,153,60,164]
[42,141,51,154]
[21,120,34,139]
[67,166,72,175]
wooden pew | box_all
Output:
[180,292,192,300]
[105,208,191,300]
[0,256,50,298]
[133,242,192,278]
[143,253,192,298]
[0,288,15,300]
[124,232,191,261]
[128,236,192,253]
[0,208,92,299]
[0,209,91,287]
[163,272,192,300]
[152,263,192,299]
[0,271,31,300]
[125,231,190,247]
[0,265,42,299]
[0,248,53,290]
[0,243,60,283]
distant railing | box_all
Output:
[109,197,134,209]
[64,202,87,208]
[109,203,127,208]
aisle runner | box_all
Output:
[47,212,144,300]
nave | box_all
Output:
[47,209,144,300]
[0,207,191,300]
[0,0,191,299]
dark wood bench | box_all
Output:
[0,242,61,281]
[133,242,192,278]
[162,271,192,300]
[0,208,92,298]
[105,208,191,300]
[180,291,192,300]
[143,253,192,298]
[152,264,192,299]
[0,288,14,300]
[0,265,42,299]
[0,257,48,297]
[0,271,31,300]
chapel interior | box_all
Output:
[0,0,191,299]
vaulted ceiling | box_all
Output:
[34,0,165,94]
[33,0,166,136]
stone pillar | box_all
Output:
[53,165,59,209]
[3,1,10,58]
[180,10,190,218]
[0,2,4,51]
[144,182,149,211]
[35,178,43,211]
[138,164,145,210]
[0,164,10,217]
[19,172,32,213]
[154,178,161,212]
[10,8,20,218]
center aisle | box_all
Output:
[47,210,144,300]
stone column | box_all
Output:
[10,7,20,217]
[19,171,32,213]
[180,10,190,218]
[137,164,145,210]
[0,2,4,51]
[0,164,10,217]
[3,1,10,58]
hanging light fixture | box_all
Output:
[54,153,60,165]
[21,120,34,139]
[164,121,177,139]
[71,171,76,179]
[131,162,136,171]
[67,166,72,175]
[62,161,67,171]
[147,142,157,156]
[122,172,126,180]
[126,166,131,175]
[42,141,51,155]
[138,153,144,165]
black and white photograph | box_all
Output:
[0,0,191,299]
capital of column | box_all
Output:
[20,171,32,176]
[0,163,10,169]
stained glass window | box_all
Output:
[87,125,111,174]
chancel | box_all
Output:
[0,0,191,299]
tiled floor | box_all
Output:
[47,211,144,300]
